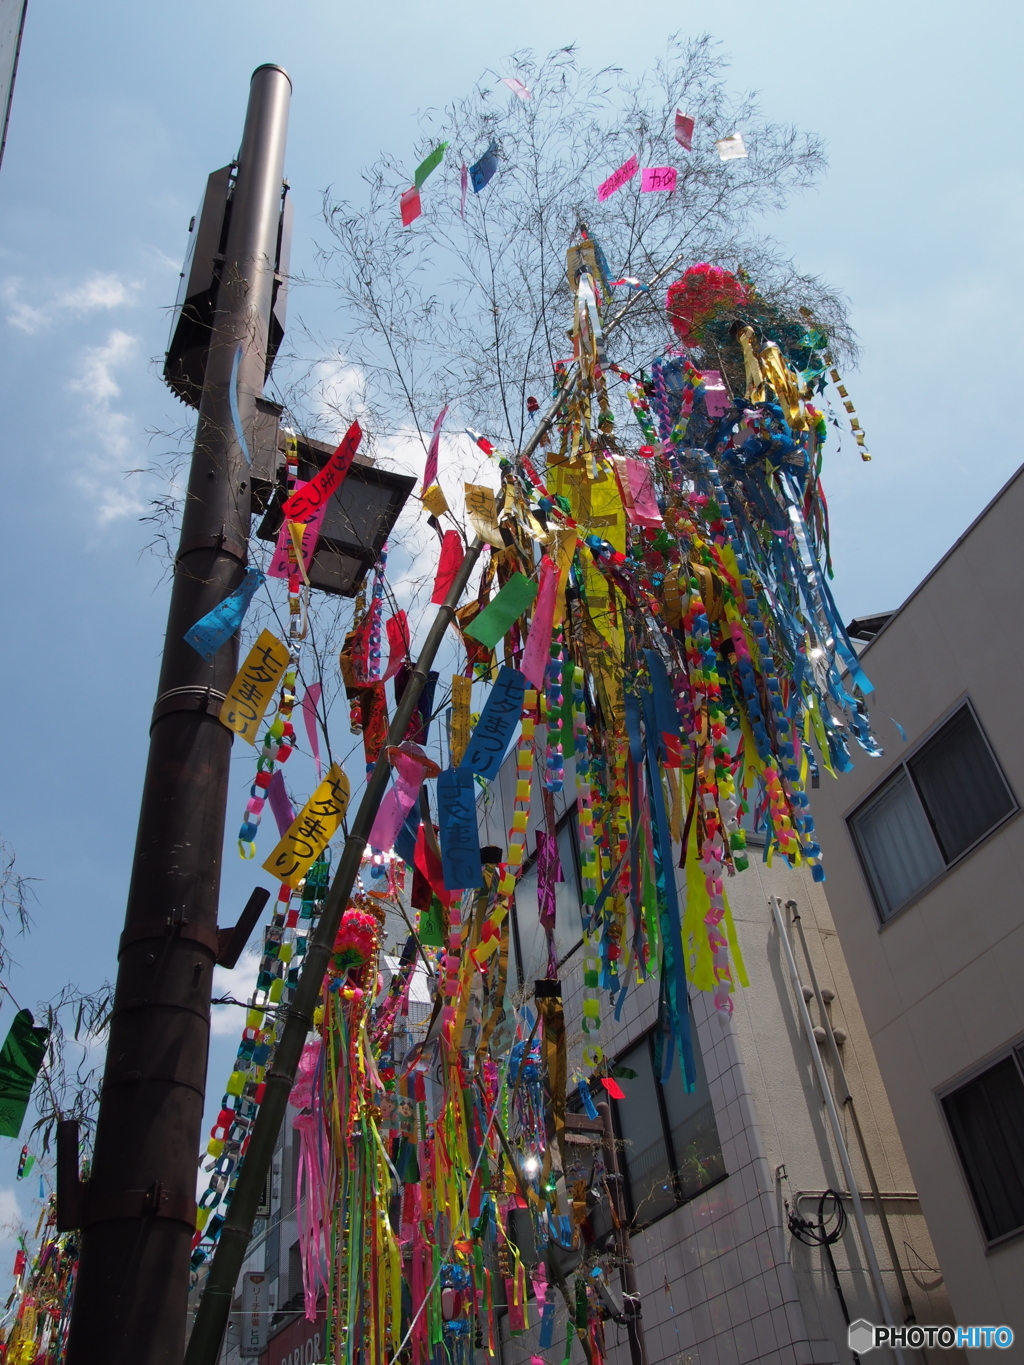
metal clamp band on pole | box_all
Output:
[769,897,906,1365]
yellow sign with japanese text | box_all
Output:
[464,483,505,547]
[262,764,351,888]
[220,631,291,743]
[421,484,449,518]
[450,673,472,767]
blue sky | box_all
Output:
[0,0,1019,1245]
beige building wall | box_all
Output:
[811,463,1024,1342]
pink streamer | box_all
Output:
[292,1038,332,1321]
[300,683,323,779]
[268,482,330,580]
[640,165,677,193]
[519,555,558,687]
[596,155,638,202]
[460,163,468,219]
[267,769,295,836]
[421,404,448,494]
[411,1244,427,1356]
[369,752,430,851]
[624,458,664,528]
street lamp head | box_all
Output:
[254,418,415,597]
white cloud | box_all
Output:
[70,327,136,403]
[211,944,262,1038]
[63,274,134,312]
[4,292,48,334]
[68,328,147,523]
[0,1185,28,1268]
[305,356,369,436]
[0,1186,22,1231]
[3,271,139,334]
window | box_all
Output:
[849,702,1016,920]
[942,1046,1024,1244]
[611,1022,725,1229]
[511,815,584,985]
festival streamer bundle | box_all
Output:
[184,248,878,1365]
[0,1201,77,1364]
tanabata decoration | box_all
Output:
[469,142,498,194]
[190,854,334,1269]
[421,404,449,494]
[0,1010,49,1139]
[715,132,748,160]
[184,567,264,660]
[400,186,421,225]
[220,630,291,743]
[415,142,449,189]
[400,143,449,226]
[233,432,305,859]
[823,351,872,461]
[185,243,881,1365]
[596,154,638,202]
[1,1203,78,1363]
[301,682,324,778]
[431,531,465,604]
[263,764,351,888]
[674,109,695,150]
[641,166,677,193]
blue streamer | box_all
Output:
[458,666,526,780]
[577,1080,599,1120]
[184,567,264,660]
[437,767,483,891]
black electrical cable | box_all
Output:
[788,1190,860,1364]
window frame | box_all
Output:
[847,697,1018,925]
[937,1037,1024,1250]
[608,1026,727,1232]
[508,806,584,988]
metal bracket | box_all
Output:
[118,887,270,968]
[56,1120,85,1231]
[81,1181,197,1231]
[118,917,220,959]
[215,887,270,968]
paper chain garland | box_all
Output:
[191,856,330,1270]
[236,431,304,860]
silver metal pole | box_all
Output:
[769,896,905,1365]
